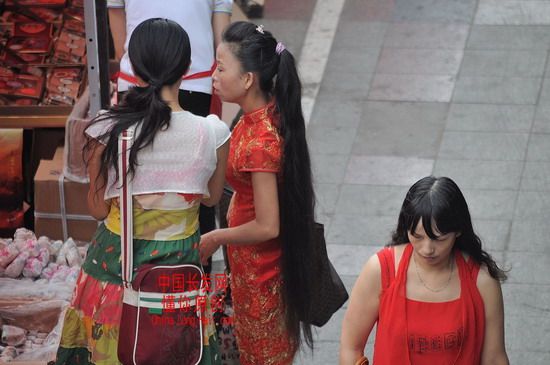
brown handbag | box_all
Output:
[307,223,349,327]
[355,356,369,365]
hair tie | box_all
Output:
[148,79,161,90]
[256,24,265,34]
[275,42,286,55]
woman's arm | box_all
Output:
[86,140,111,220]
[478,266,509,365]
[199,171,279,264]
[201,140,229,207]
[108,7,127,62]
[339,254,381,365]
[212,11,231,50]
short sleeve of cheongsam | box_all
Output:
[239,131,282,173]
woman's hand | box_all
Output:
[199,230,222,265]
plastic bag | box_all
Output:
[13,228,36,242]
[64,87,91,183]
[4,252,29,278]
[40,262,59,281]
[15,239,40,258]
[37,236,51,251]
[22,257,45,278]
[14,306,68,362]
[0,346,17,362]
[38,247,50,267]
[49,240,63,258]
[0,300,68,333]
[0,244,19,269]
[56,238,82,267]
[1,325,27,346]
[66,246,82,268]
[0,277,74,302]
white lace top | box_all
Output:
[86,110,230,203]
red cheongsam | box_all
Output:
[225,103,296,365]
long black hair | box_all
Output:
[223,21,317,349]
[390,176,507,281]
[84,18,191,186]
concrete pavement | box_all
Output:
[242,1,550,363]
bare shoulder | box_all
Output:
[350,253,381,293]
[362,253,382,280]
[345,253,383,311]
[476,263,503,300]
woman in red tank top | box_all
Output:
[339,176,509,365]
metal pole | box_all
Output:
[84,0,109,116]
[96,0,111,109]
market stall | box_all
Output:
[0,0,109,238]
[0,228,85,363]
[0,1,108,362]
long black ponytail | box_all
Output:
[223,21,317,349]
[84,18,191,187]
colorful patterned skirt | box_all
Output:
[55,224,220,365]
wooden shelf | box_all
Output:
[0,106,72,129]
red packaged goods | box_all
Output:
[1,50,46,65]
[0,52,45,78]
[14,22,53,38]
[47,67,82,91]
[0,74,45,99]
[57,30,86,57]
[0,129,24,237]
[26,7,63,22]
[71,0,84,8]
[44,67,82,105]
[0,129,24,206]
[13,97,39,105]
[5,0,66,7]
[53,49,85,64]
[62,17,85,35]
[0,95,11,105]
[0,66,16,77]
[64,6,84,22]
[0,22,15,37]
[53,29,85,63]
[29,7,63,22]
[7,36,52,54]
[49,66,81,82]
[0,7,62,23]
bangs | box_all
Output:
[407,193,457,239]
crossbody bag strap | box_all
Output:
[119,126,136,288]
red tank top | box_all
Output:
[407,298,463,363]
[373,244,485,365]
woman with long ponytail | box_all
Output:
[199,21,317,364]
[55,19,229,364]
